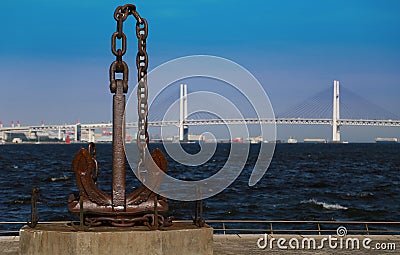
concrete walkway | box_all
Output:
[214,234,399,254]
[2,234,399,254]
[0,236,19,255]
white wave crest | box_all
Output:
[50,175,69,182]
[301,198,348,210]
[346,192,375,198]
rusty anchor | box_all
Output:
[68,4,172,228]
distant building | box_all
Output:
[375,137,398,143]
[188,134,205,142]
[247,136,263,144]
[303,138,327,143]
[232,137,243,143]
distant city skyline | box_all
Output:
[0,0,399,142]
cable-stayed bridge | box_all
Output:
[0,80,399,143]
[167,81,400,142]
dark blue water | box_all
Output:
[0,143,399,229]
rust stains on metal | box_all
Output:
[27,187,39,228]
[68,4,171,228]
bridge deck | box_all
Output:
[1,118,400,132]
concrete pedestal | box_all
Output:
[19,223,213,255]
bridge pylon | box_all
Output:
[332,80,341,142]
[179,84,188,141]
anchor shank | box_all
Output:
[112,80,126,210]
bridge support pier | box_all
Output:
[332,80,341,142]
[58,127,62,141]
[88,128,95,143]
[179,84,188,142]
[27,130,36,140]
[3,132,10,141]
[75,124,81,142]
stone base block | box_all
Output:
[19,223,213,255]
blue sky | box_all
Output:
[0,0,399,141]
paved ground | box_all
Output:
[214,234,400,254]
[2,234,399,254]
[0,236,19,255]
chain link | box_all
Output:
[109,4,149,183]
[88,142,99,185]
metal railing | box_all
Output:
[1,220,400,235]
[0,221,71,235]
[175,220,400,235]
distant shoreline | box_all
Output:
[1,141,398,145]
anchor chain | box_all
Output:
[68,4,171,228]
[109,4,149,183]
[88,142,98,185]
